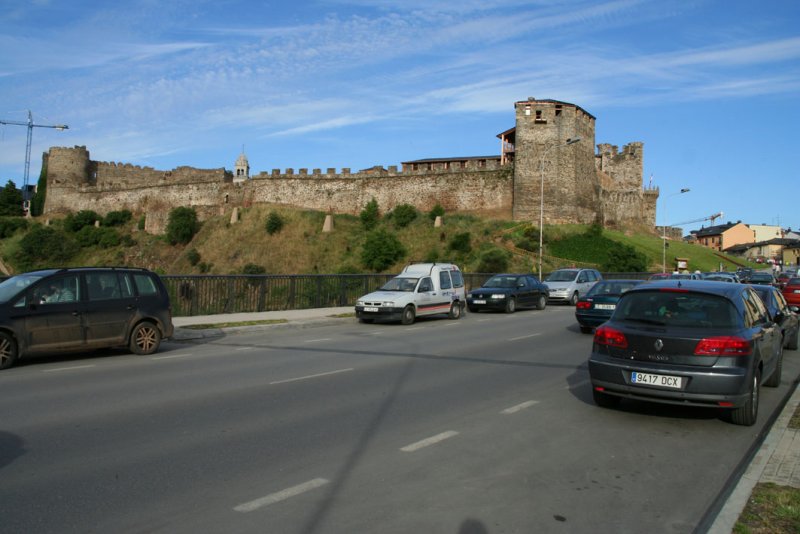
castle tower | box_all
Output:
[512,98,598,224]
[233,150,250,183]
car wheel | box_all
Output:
[764,346,783,387]
[505,297,516,314]
[535,295,547,310]
[786,327,799,350]
[592,389,621,409]
[449,302,462,320]
[0,331,18,370]
[569,292,579,306]
[580,325,592,334]
[729,370,760,426]
[401,305,415,325]
[129,321,162,355]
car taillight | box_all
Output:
[594,325,628,348]
[694,336,752,356]
[576,301,592,310]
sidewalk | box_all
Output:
[170,307,800,532]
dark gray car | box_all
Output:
[0,267,174,370]
[588,280,783,426]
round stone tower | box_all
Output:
[512,98,598,224]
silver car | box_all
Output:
[544,268,602,305]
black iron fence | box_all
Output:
[161,272,652,316]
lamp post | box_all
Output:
[538,137,580,278]
[661,188,690,273]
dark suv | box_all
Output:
[0,267,174,370]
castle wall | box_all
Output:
[596,142,643,190]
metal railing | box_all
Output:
[161,272,652,316]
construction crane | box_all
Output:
[662,212,724,272]
[0,110,69,209]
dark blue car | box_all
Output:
[575,279,644,333]
[467,274,548,313]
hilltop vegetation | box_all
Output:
[0,202,759,276]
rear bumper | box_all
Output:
[588,353,752,408]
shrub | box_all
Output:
[242,263,266,275]
[448,232,472,254]
[0,217,29,238]
[602,242,649,272]
[17,226,78,270]
[74,226,120,248]
[138,215,146,231]
[361,228,406,272]
[103,210,133,227]
[359,198,380,230]
[391,204,418,228]
[197,262,212,273]
[428,203,445,222]
[477,248,510,273]
[166,207,199,245]
[265,211,284,235]
[186,248,201,266]
[64,210,100,232]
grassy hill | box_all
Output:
[0,205,760,275]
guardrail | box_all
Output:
[161,272,653,316]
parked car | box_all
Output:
[575,279,644,333]
[668,272,702,280]
[747,272,778,286]
[0,267,174,371]
[588,280,783,426]
[782,277,800,307]
[737,268,754,282]
[776,272,792,289]
[467,274,548,313]
[544,268,602,305]
[648,273,671,281]
[749,284,799,350]
[354,263,466,325]
[702,273,740,283]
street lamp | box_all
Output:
[662,188,690,273]
[538,137,580,278]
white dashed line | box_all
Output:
[501,400,540,414]
[233,478,330,512]
[400,431,459,452]
[269,368,354,385]
[43,365,96,373]
[509,333,541,341]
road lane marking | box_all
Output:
[404,327,425,331]
[234,478,329,512]
[303,338,332,343]
[400,431,459,452]
[501,400,540,414]
[269,368,354,385]
[43,365,96,373]
[235,347,255,351]
[151,353,193,360]
[509,333,541,341]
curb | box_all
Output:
[171,315,354,341]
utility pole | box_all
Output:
[0,110,68,211]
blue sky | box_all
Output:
[1,0,798,233]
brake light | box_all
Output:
[594,326,628,348]
[694,336,752,356]
[576,301,592,310]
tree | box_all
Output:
[17,225,78,270]
[166,207,199,245]
[602,242,649,272]
[359,198,380,230]
[265,211,284,235]
[361,228,406,272]
[0,180,23,216]
[390,204,418,228]
[30,163,47,217]
[477,248,510,273]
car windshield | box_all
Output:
[380,277,419,292]
[545,271,578,282]
[0,273,48,303]
[586,281,640,297]
[614,291,737,328]
[483,275,520,288]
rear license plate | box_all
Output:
[631,371,682,389]
[473,299,486,304]
[595,304,615,310]
[364,307,379,312]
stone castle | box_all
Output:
[42,98,658,233]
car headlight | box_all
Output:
[382,301,395,307]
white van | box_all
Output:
[355,263,466,324]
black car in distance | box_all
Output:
[467,273,548,313]
[588,280,783,426]
[0,267,174,370]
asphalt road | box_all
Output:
[1,305,798,534]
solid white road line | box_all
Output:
[151,354,193,360]
[509,333,541,341]
[501,400,540,414]
[400,431,459,452]
[233,478,330,512]
[235,347,255,351]
[269,368,354,385]
[43,364,96,373]
[303,338,332,343]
